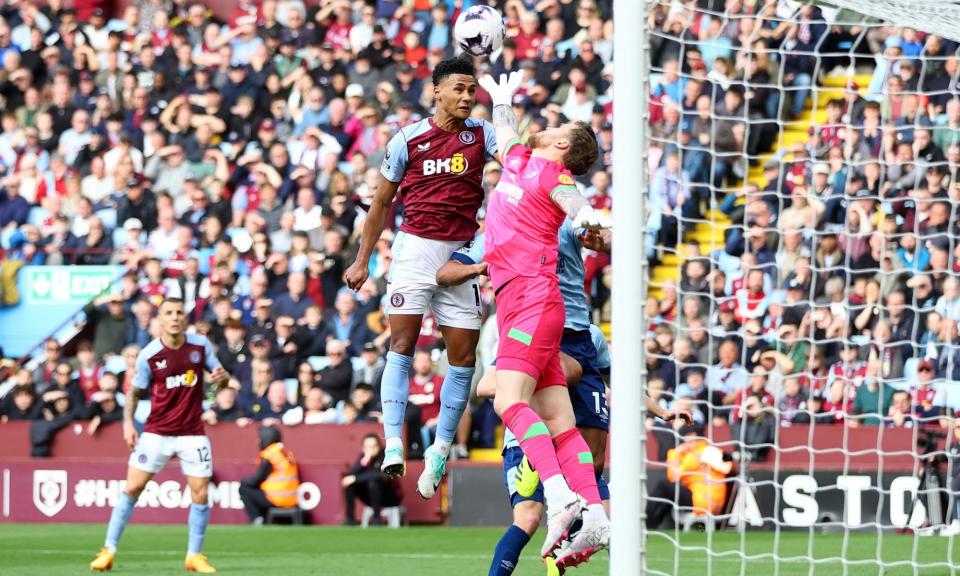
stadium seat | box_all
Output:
[902,357,918,384]
[265,507,305,525]
[0,227,15,250]
[307,356,331,371]
[678,510,718,533]
[360,505,406,529]
[103,355,126,375]
[95,208,117,230]
[282,378,298,402]
[26,206,47,228]
[111,227,128,248]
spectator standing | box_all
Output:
[83,294,131,359]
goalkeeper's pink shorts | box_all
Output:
[494,274,566,391]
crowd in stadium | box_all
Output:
[0,0,957,460]
[644,0,960,449]
[0,0,614,457]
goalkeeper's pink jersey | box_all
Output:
[483,139,580,292]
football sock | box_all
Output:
[104,492,137,552]
[187,502,210,555]
[385,436,404,455]
[488,525,530,576]
[554,427,602,505]
[434,365,474,451]
[597,474,610,501]
[542,476,575,507]
[502,403,563,483]
[381,352,413,440]
[583,503,608,525]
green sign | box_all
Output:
[25,266,121,304]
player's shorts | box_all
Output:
[129,432,213,478]
[495,274,566,391]
[385,231,482,330]
[503,446,545,507]
[562,330,610,432]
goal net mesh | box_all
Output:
[638,1,960,574]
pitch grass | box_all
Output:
[0,524,958,575]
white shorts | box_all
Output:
[129,432,213,478]
[385,231,482,330]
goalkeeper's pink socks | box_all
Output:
[502,402,563,481]
[502,403,603,509]
[554,427,602,505]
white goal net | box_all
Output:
[630,0,960,574]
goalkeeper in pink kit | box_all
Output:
[479,71,612,568]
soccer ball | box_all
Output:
[454,5,505,56]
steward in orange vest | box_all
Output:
[646,425,733,529]
[239,427,301,524]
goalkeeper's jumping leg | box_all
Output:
[534,385,610,567]
[494,372,583,558]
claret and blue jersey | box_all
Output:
[134,333,222,437]
[380,117,497,242]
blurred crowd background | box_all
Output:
[0,0,958,462]
[0,0,614,458]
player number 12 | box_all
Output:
[196,446,211,462]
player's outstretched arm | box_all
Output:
[554,187,611,231]
[344,176,400,290]
[436,260,488,287]
[480,72,523,154]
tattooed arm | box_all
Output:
[123,386,143,450]
[124,348,153,450]
[491,103,520,159]
[552,186,591,219]
[553,184,612,230]
[480,72,524,156]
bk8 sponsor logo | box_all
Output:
[423,153,468,176]
[165,369,197,389]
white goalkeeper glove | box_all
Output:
[572,206,612,230]
[479,71,524,108]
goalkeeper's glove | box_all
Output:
[572,206,612,230]
[479,71,523,108]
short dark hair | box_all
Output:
[563,121,599,176]
[161,297,185,308]
[432,55,475,87]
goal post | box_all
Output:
[609,0,651,575]
[611,1,960,575]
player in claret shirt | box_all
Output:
[90,298,229,574]
[344,55,497,499]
